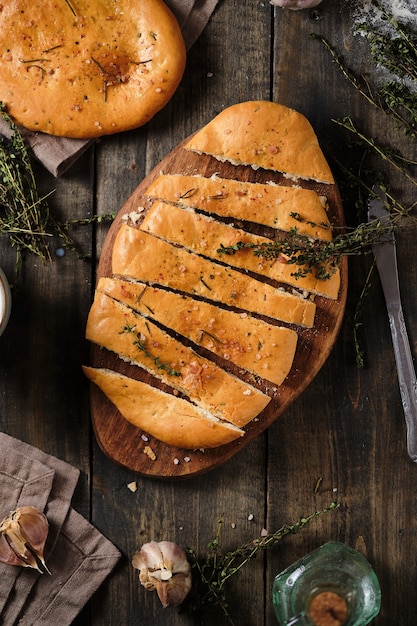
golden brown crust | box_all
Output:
[83,366,244,449]
[0,0,186,138]
[112,224,317,327]
[86,291,270,427]
[145,174,332,241]
[140,202,340,299]
[97,276,298,385]
[185,101,334,184]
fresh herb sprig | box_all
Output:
[310,1,417,365]
[217,193,400,281]
[312,29,417,141]
[121,321,181,377]
[184,502,339,626]
[0,103,114,280]
[0,104,52,273]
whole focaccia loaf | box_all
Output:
[0,0,186,138]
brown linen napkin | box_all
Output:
[0,448,56,614]
[0,434,121,626]
[15,508,121,626]
[0,433,80,625]
[0,0,219,177]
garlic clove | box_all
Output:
[156,571,192,608]
[0,506,50,574]
[158,540,191,575]
[0,533,31,567]
[132,540,192,608]
[14,506,50,573]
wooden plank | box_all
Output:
[89,2,273,624]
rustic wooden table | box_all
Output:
[1,1,416,625]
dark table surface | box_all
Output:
[1,1,417,625]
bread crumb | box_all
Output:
[127,481,137,492]
[144,446,156,460]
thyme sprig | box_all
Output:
[333,116,417,187]
[312,32,417,140]
[0,103,114,279]
[311,2,417,365]
[217,195,401,281]
[121,322,181,377]
[184,501,339,626]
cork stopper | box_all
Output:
[308,591,348,626]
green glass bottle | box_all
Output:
[272,541,381,626]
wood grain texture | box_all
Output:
[1,1,417,625]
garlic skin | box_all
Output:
[132,540,192,608]
[270,0,323,10]
[0,506,50,574]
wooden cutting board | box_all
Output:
[89,135,347,479]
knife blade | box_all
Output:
[368,185,417,462]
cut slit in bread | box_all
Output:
[145,173,332,241]
[86,290,271,428]
[140,202,340,300]
[96,276,298,386]
[112,224,317,327]
[83,366,244,449]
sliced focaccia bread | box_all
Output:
[96,277,298,385]
[184,101,334,184]
[86,291,270,427]
[112,224,316,327]
[83,367,244,449]
[145,174,332,241]
[140,202,340,299]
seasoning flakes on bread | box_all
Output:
[185,101,334,184]
[0,0,186,138]
[86,291,270,428]
[96,276,298,385]
[145,173,332,241]
[140,202,340,299]
[85,100,342,451]
[112,224,317,327]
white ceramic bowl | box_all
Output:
[0,268,11,336]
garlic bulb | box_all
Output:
[132,540,192,608]
[270,0,323,10]
[0,506,50,574]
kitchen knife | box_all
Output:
[368,186,417,462]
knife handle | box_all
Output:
[388,307,417,462]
